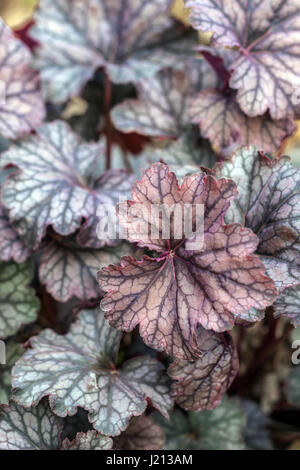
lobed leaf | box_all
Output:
[0,260,39,339]
[155,397,245,450]
[186,0,300,120]
[0,401,62,450]
[168,329,239,410]
[30,0,193,103]
[1,121,134,250]
[114,415,165,450]
[39,240,133,302]
[12,309,173,436]
[214,147,300,291]
[98,163,277,359]
[0,19,45,139]
[190,89,295,156]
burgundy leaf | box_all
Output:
[214,147,300,291]
[30,0,194,103]
[186,0,300,119]
[168,329,239,410]
[190,89,295,156]
[0,121,134,250]
[98,163,277,359]
[0,19,45,139]
[114,415,165,450]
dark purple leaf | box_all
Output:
[114,415,165,450]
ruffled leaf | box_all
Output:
[1,121,134,250]
[186,0,300,119]
[12,309,173,436]
[61,430,113,450]
[39,240,133,302]
[98,163,277,358]
[30,0,194,103]
[155,397,245,450]
[0,19,45,139]
[0,401,62,450]
[0,343,23,405]
[0,261,39,339]
[114,415,165,450]
[190,89,295,156]
[214,147,300,291]
[168,329,239,410]
[274,286,300,327]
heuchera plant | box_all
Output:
[0,0,300,451]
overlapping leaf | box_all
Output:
[274,286,300,327]
[98,163,277,359]
[114,415,165,450]
[186,0,300,120]
[111,60,217,139]
[287,366,300,406]
[39,239,133,302]
[168,329,239,410]
[30,0,195,103]
[190,89,295,156]
[0,401,62,450]
[214,147,300,291]
[155,397,245,450]
[0,401,112,450]
[12,309,173,436]
[0,261,39,339]
[0,121,134,250]
[0,19,45,139]
[61,431,112,450]
[0,343,23,405]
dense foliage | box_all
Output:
[0,0,300,451]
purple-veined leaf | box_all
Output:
[30,0,195,103]
[114,415,165,450]
[12,309,173,436]
[0,400,63,450]
[214,147,300,291]
[190,89,295,156]
[111,59,217,139]
[61,430,112,450]
[273,286,300,327]
[0,205,29,263]
[98,163,277,359]
[155,397,245,450]
[287,366,300,406]
[0,121,134,250]
[0,343,23,405]
[0,261,39,339]
[168,329,239,410]
[186,0,300,120]
[39,240,134,302]
[0,19,45,139]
